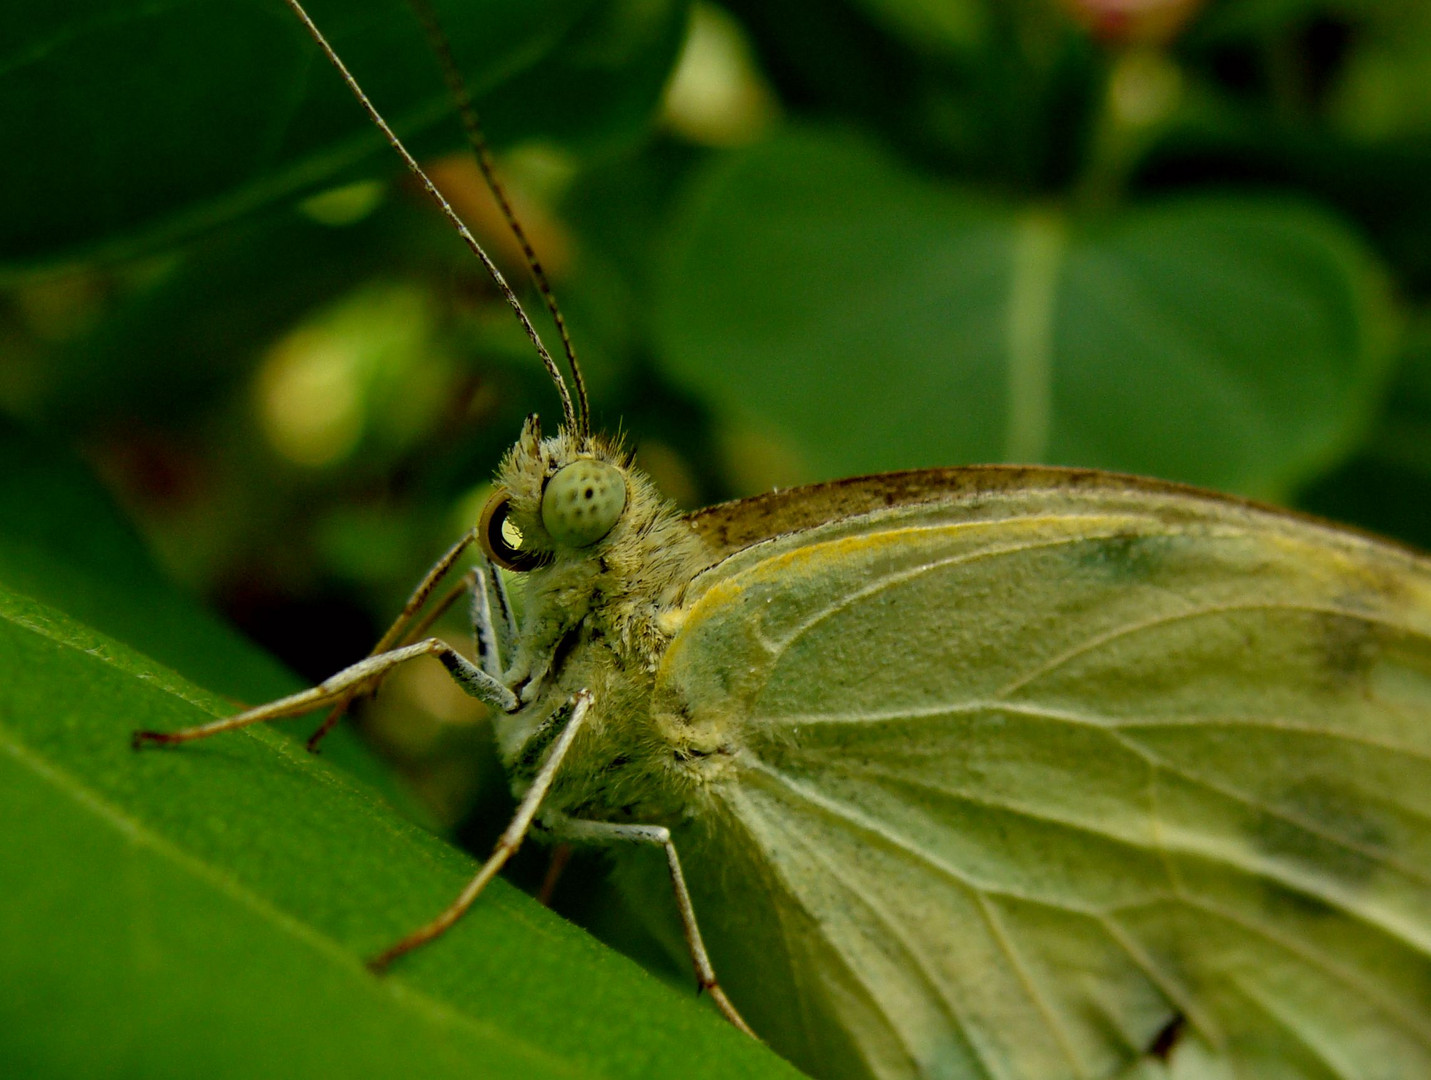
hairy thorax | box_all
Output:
[491,473,738,829]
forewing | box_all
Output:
[656,480,1431,1080]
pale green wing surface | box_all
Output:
[654,477,1431,1080]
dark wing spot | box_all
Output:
[1315,610,1381,693]
[1249,777,1388,916]
[1073,531,1173,584]
[1146,1013,1185,1061]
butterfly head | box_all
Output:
[476,414,703,719]
[478,416,645,573]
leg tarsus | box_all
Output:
[366,691,593,971]
[536,843,573,908]
[553,818,758,1039]
[471,562,513,680]
[133,728,176,750]
[136,638,513,749]
[304,699,351,753]
[306,537,490,753]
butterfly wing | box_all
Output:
[652,472,1431,1080]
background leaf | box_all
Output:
[0,0,688,268]
[653,128,1395,496]
[0,416,293,702]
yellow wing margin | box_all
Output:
[656,476,1431,1080]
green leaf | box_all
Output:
[0,606,799,1080]
[1,0,688,269]
[1298,307,1431,550]
[0,415,293,703]
[653,127,1397,499]
[480,0,691,152]
[1326,0,1431,140]
[843,0,986,54]
[0,431,796,1079]
[0,416,400,794]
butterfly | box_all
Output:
[134,1,1431,1078]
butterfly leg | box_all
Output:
[554,818,757,1039]
[368,690,593,971]
[304,529,483,751]
[469,558,514,680]
[346,554,510,684]
[133,637,517,748]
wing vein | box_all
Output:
[726,791,924,1079]
[745,756,992,895]
[996,600,1427,701]
[1113,733,1431,891]
[773,521,1141,651]
[1163,893,1431,1046]
[1225,973,1359,1080]
[974,892,1090,1078]
[778,801,1007,1080]
[764,699,1431,766]
[792,756,1157,866]
[1098,915,1225,1048]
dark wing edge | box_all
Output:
[683,465,1428,565]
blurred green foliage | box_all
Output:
[4,0,1431,1074]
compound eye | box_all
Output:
[478,490,551,572]
[540,460,627,548]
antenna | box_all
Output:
[278,0,579,436]
[406,0,591,442]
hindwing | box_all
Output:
[652,474,1431,1080]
